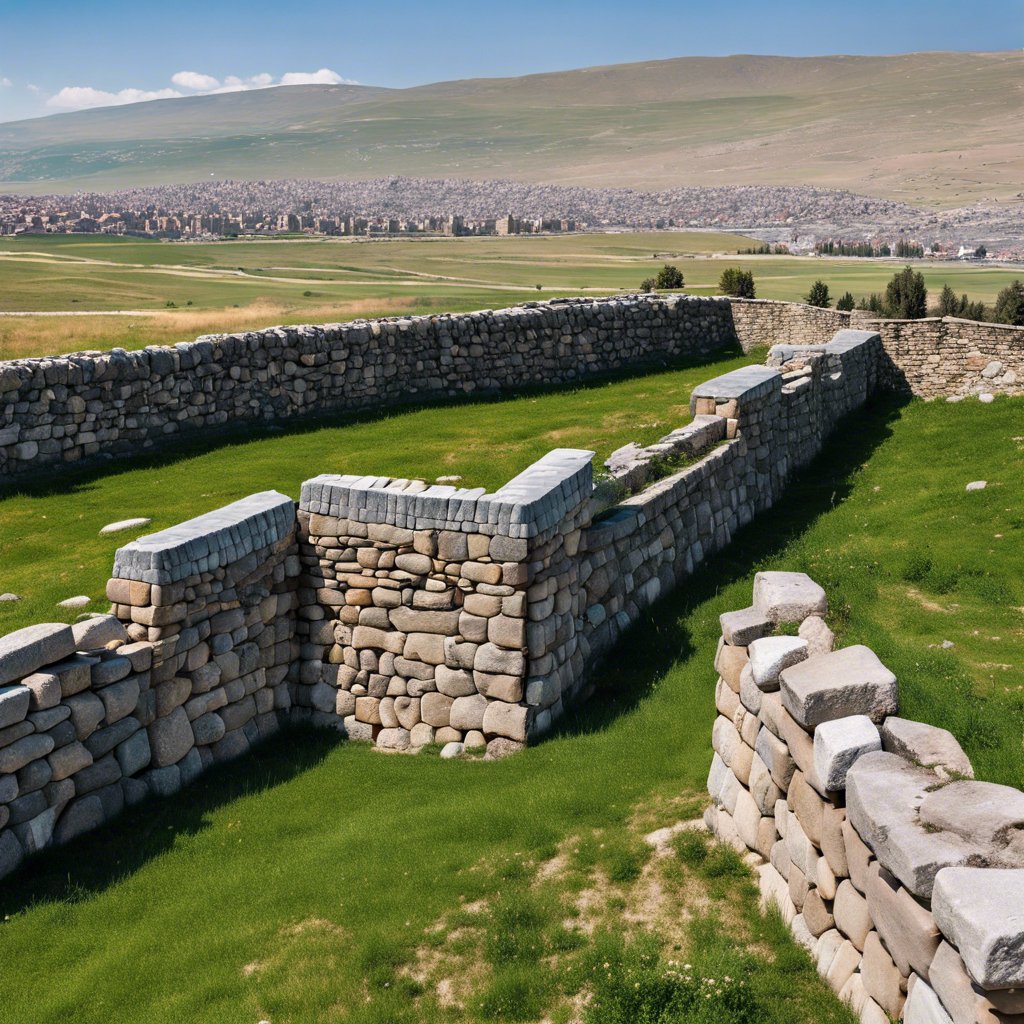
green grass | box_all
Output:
[0,383,1021,1022]
[0,348,754,635]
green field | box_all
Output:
[1,232,1021,361]
[0,368,1021,1023]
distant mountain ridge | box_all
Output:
[2,52,1023,206]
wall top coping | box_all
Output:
[301,447,595,540]
[112,490,296,584]
[0,293,726,381]
[767,329,881,364]
[690,363,781,403]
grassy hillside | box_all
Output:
[1,233,1021,361]
[2,52,1023,203]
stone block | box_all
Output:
[749,635,808,691]
[798,615,834,658]
[420,691,454,728]
[752,571,827,623]
[47,740,93,781]
[714,642,748,693]
[847,751,994,899]
[866,860,939,980]
[482,701,528,742]
[719,606,772,646]
[71,615,129,651]
[781,645,897,729]
[813,715,881,791]
[903,975,953,1024]
[919,780,1024,857]
[862,930,906,1019]
[22,673,61,711]
[147,707,194,768]
[932,867,1024,989]
[834,879,872,951]
[0,732,54,773]
[0,623,76,688]
[881,717,973,780]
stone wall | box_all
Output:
[0,295,735,482]
[729,299,1024,399]
[707,572,1024,1024]
[0,491,298,880]
[0,327,888,876]
[3,294,1022,485]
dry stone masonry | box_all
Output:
[1,295,1022,483]
[0,295,734,481]
[707,572,1024,1024]
[0,325,892,877]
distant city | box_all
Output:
[1,177,1021,258]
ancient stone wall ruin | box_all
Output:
[707,572,1024,1024]
[0,326,889,877]
[1,295,1022,483]
[728,299,1024,399]
[0,295,735,481]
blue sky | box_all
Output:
[1,0,1021,122]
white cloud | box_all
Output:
[27,83,41,94]
[171,70,220,91]
[280,68,356,86]
[0,77,12,88]
[44,68,358,112]
[47,86,183,110]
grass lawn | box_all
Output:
[1,232,1020,359]
[0,369,1021,1022]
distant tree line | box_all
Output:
[636,262,1024,327]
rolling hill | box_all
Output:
[1,52,1023,206]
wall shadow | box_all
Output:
[546,390,909,741]
[1,344,747,501]
[0,725,343,917]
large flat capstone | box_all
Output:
[0,623,76,688]
[780,645,897,729]
[845,751,990,899]
[919,780,1024,861]
[932,867,1024,989]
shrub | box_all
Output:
[885,267,928,319]
[719,268,756,298]
[836,291,855,311]
[993,280,1024,326]
[640,277,656,293]
[805,280,831,308]
[655,264,685,290]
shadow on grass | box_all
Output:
[0,344,749,501]
[550,390,908,740]
[0,391,906,912]
[0,725,343,917]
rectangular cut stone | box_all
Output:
[813,714,881,791]
[881,717,973,780]
[866,861,940,980]
[780,645,898,729]
[752,571,827,624]
[719,607,772,646]
[931,867,1024,989]
[0,624,76,687]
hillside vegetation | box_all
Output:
[2,52,1023,204]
